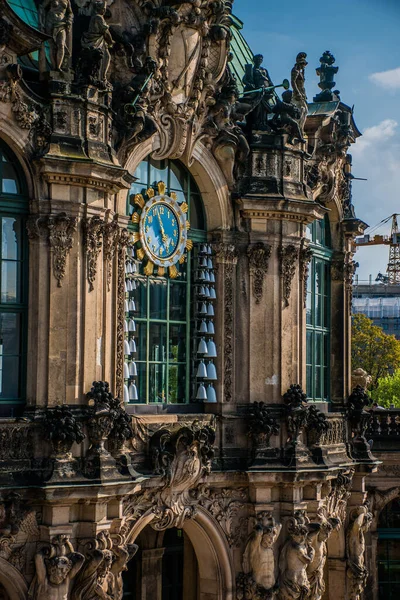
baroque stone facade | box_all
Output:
[0,2,392,600]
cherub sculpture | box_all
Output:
[278,516,315,600]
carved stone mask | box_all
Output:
[48,557,72,584]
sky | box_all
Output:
[234,0,400,282]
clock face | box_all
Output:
[139,195,188,268]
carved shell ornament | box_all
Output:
[130,181,193,279]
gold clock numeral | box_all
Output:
[159,206,164,215]
[148,216,153,224]
[167,211,171,219]
[145,226,149,233]
[147,236,151,244]
[173,229,177,237]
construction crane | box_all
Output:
[355,214,400,284]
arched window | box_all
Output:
[306,215,332,401]
[124,158,211,405]
[0,143,29,413]
[378,497,400,600]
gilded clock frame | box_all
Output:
[130,181,193,278]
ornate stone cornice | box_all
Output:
[247,242,272,304]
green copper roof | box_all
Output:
[230,15,254,93]
[6,0,39,29]
[308,101,341,116]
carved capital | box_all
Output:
[213,242,239,265]
[83,216,104,291]
[247,242,272,304]
[279,244,298,307]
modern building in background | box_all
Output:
[353,279,400,339]
[0,1,397,600]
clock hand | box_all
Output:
[156,208,168,244]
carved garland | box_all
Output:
[247,242,272,304]
[83,216,104,291]
[214,243,238,403]
[299,241,313,308]
[103,217,120,292]
[279,244,298,307]
[116,229,130,399]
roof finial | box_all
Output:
[313,50,340,102]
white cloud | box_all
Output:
[369,67,400,90]
[352,119,398,155]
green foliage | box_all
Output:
[352,313,400,388]
[371,370,400,408]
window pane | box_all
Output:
[306,364,312,397]
[315,261,323,296]
[150,281,167,320]
[0,312,20,355]
[149,323,167,362]
[135,362,147,404]
[169,162,187,193]
[2,217,20,260]
[168,364,186,404]
[2,161,19,194]
[170,282,186,321]
[135,322,146,362]
[315,293,322,327]
[0,355,19,399]
[169,324,186,362]
[149,159,168,188]
[134,160,148,185]
[133,278,147,319]
[1,261,19,303]
[306,331,312,364]
[149,363,167,403]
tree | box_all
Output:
[371,370,400,408]
[352,313,400,388]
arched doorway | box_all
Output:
[377,497,400,599]
[122,526,198,600]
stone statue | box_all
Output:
[81,0,113,89]
[306,514,340,600]
[351,368,372,391]
[243,517,282,591]
[290,52,308,139]
[111,542,138,600]
[278,517,315,600]
[270,90,304,144]
[71,532,114,600]
[242,54,275,130]
[40,0,73,71]
[346,505,373,600]
[28,535,85,600]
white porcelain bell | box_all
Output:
[124,320,128,332]
[196,361,207,378]
[207,303,214,317]
[123,385,129,404]
[204,286,210,298]
[124,340,130,355]
[197,338,208,354]
[206,361,217,380]
[196,384,207,401]
[207,321,215,335]
[210,272,215,283]
[199,302,207,315]
[199,320,208,334]
[125,300,129,312]
[129,299,136,312]
[209,287,216,299]
[129,382,138,401]
[207,339,217,357]
[129,338,137,353]
[129,319,136,332]
[204,271,210,282]
[207,258,213,269]
[200,244,208,254]
[129,362,138,377]
[206,384,217,403]
[123,362,129,379]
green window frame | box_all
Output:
[126,158,206,404]
[306,217,332,401]
[0,143,29,411]
[377,498,400,600]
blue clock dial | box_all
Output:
[143,203,179,260]
[139,193,188,269]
